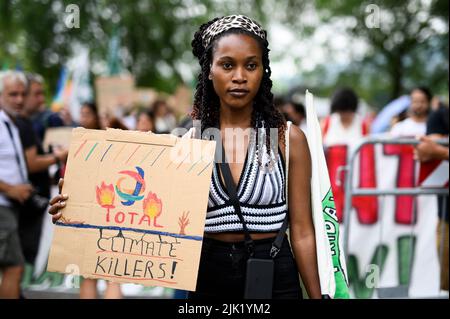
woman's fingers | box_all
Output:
[49,193,68,205]
[49,194,62,205]
[52,212,62,224]
[49,201,66,215]
[58,178,64,194]
[49,179,67,224]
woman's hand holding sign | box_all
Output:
[49,178,68,224]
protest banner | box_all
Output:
[48,128,216,291]
[326,143,446,298]
[95,76,135,115]
[43,127,73,153]
[167,85,193,118]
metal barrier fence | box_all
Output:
[342,136,449,298]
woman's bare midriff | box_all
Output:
[204,232,278,242]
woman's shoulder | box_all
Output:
[279,123,309,162]
[289,123,307,145]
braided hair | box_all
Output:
[191,17,286,153]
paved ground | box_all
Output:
[22,286,175,299]
[23,290,170,299]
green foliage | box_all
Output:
[313,0,449,108]
[0,0,272,95]
[0,0,447,110]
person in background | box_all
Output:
[415,103,449,292]
[282,100,306,133]
[389,109,408,129]
[153,99,176,134]
[21,77,64,143]
[121,108,138,130]
[0,71,32,298]
[390,87,432,137]
[77,102,123,299]
[15,73,68,266]
[320,88,372,224]
[59,106,78,127]
[321,87,369,147]
[273,96,285,114]
[79,102,102,130]
[431,95,446,112]
[178,108,194,131]
[136,109,155,132]
[100,111,129,130]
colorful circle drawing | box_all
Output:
[115,166,146,206]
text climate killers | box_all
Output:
[86,166,187,285]
[94,231,180,283]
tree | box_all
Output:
[0,0,271,95]
[313,0,448,106]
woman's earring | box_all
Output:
[208,73,213,80]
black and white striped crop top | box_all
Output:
[205,133,287,233]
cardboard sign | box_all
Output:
[95,76,135,115]
[43,127,73,153]
[47,128,216,291]
[167,85,193,117]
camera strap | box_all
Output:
[219,144,288,258]
[3,120,28,183]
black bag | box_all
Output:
[245,258,274,299]
[219,147,288,299]
[16,191,49,217]
[3,120,48,216]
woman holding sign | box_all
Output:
[50,15,321,299]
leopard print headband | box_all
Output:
[201,15,266,48]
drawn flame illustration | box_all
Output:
[96,182,115,209]
[143,192,162,219]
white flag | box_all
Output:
[305,90,349,298]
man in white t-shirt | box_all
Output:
[0,71,33,299]
[390,87,432,137]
